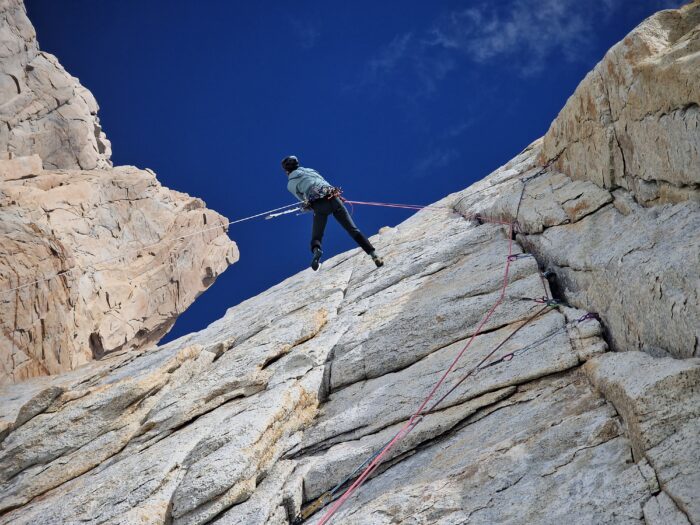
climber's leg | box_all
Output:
[330,198,383,266]
[309,200,332,270]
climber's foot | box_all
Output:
[311,248,323,271]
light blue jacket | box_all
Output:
[286,167,333,203]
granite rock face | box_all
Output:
[492,1,700,359]
[0,141,696,523]
[540,1,699,203]
[0,3,698,525]
[0,0,112,170]
[0,1,238,385]
[0,158,238,384]
[465,144,699,360]
[585,351,700,521]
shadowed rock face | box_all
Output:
[0,1,238,384]
[0,3,698,525]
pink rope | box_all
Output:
[342,199,513,226]
[317,222,517,524]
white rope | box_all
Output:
[0,201,300,298]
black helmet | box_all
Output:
[281,155,300,172]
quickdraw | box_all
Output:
[577,312,600,323]
[507,253,535,262]
[519,296,563,307]
[479,309,602,372]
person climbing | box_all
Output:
[282,155,384,271]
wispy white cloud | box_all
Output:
[361,32,455,96]
[426,0,611,75]
[441,119,476,140]
[358,0,683,176]
[427,0,686,74]
[363,0,685,87]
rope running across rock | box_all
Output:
[314,216,522,524]
[2,180,602,523]
[2,185,601,523]
[310,180,600,524]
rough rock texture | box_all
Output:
[0,0,112,169]
[465,145,699,360]
[0,3,698,525]
[0,182,618,524]
[0,157,238,384]
[0,1,238,385]
[0,140,696,523]
[506,2,699,359]
[585,352,700,521]
[540,1,699,203]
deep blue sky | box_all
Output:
[26,0,681,343]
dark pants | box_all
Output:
[310,197,375,254]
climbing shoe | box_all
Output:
[371,252,384,268]
[311,248,323,271]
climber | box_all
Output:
[282,155,384,271]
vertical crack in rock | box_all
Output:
[596,69,628,191]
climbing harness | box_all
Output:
[308,186,344,204]
[327,187,343,200]
[296,187,345,212]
